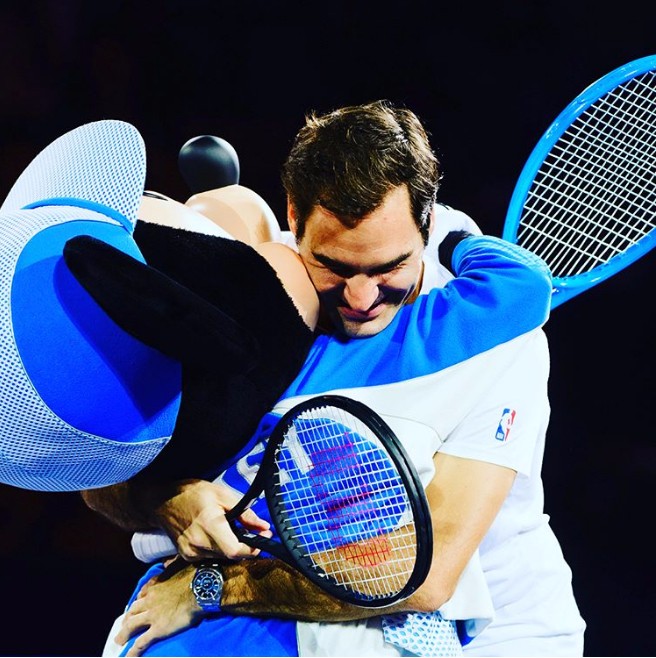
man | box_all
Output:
[84,100,585,656]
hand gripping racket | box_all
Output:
[225,394,432,608]
[503,54,656,308]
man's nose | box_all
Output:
[343,275,379,310]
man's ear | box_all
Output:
[287,197,298,237]
[427,204,436,238]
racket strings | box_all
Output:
[517,69,656,278]
[531,76,656,255]
[522,83,656,270]
[272,405,418,602]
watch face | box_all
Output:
[193,567,222,603]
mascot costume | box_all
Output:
[0,120,316,492]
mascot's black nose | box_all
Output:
[178,135,240,194]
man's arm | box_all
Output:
[229,453,515,621]
[221,451,515,616]
[114,452,515,657]
[81,478,272,560]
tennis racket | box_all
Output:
[502,54,656,308]
[225,394,432,608]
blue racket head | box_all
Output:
[502,55,656,308]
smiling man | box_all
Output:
[289,185,426,338]
[281,102,436,339]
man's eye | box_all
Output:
[377,263,404,275]
[326,265,355,278]
[332,269,354,278]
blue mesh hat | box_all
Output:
[0,120,181,491]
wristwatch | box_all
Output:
[191,562,224,613]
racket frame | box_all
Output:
[227,394,433,608]
[502,54,656,308]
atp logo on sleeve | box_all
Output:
[495,408,517,442]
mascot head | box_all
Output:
[0,121,316,492]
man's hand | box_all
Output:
[115,559,200,657]
[82,478,272,561]
[115,554,390,657]
[154,479,272,561]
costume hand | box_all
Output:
[115,559,199,657]
[154,479,272,561]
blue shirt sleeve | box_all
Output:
[282,236,552,396]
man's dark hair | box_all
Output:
[281,99,441,244]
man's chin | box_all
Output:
[336,312,395,339]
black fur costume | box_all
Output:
[64,222,315,482]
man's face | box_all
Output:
[292,185,426,338]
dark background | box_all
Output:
[0,1,654,656]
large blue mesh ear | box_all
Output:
[0,120,181,492]
[1,119,145,231]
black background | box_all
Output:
[0,1,654,656]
